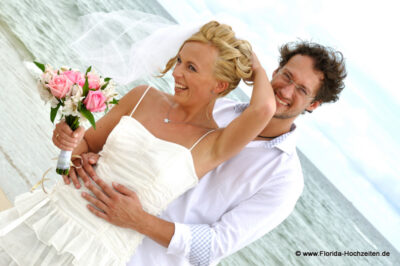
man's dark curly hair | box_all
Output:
[278,40,347,104]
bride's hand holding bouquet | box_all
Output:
[34,62,119,175]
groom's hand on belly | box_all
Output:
[81,177,176,247]
[81,177,146,230]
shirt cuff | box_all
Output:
[188,224,212,266]
[167,222,192,258]
[167,223,213,266]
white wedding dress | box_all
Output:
[0,86,209,265]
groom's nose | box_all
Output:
[280,83,296,98]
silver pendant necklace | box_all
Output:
[163,103,216,130]
[163,103,174,124]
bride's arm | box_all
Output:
[210,53,276,165]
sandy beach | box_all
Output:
[0,188,12,211]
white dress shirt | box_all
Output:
[127,98,304,266]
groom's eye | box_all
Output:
[283,72,291,82]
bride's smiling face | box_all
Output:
[172,41,223,106]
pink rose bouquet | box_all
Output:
[34,61,119,175]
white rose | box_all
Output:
[60,66,70,72]
[71,84,83,97]
[88,69,99,76]
[67,84,83,100]
[62,98,80,117]
[71,95,84,106]
[37,80,53,103]
[41,70,57,84]
[50,97,60,108]
[103,81,118,101]
[44,64,56,73]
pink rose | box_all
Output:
[63,70,84,84]
[83,90,106,112]
[78,73,101,90]
[47,74,73,99]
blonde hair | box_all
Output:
[160,21,253,97]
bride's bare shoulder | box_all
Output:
[122,85,169,114]
[125,85,167,101]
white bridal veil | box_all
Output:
[70,10,203,85]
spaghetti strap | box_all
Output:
[189,129,216,151]
[130,85,152,117]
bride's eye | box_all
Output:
[177,56,182,64]
[188,64,197,72]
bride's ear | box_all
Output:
[213,81,229,95]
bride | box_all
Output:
[0,20,275,265]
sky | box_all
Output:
[158,0,400,250]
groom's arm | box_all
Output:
[166,175,303,265]
[83,168,302,266]
[138,213,175,248]
[80,150,303,265]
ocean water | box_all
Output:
[0,0,399,265]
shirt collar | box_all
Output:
[245,124,297,155]
[269,124,297,155]
[233,102,298,155]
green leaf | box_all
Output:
[110,98,119,105]
[100,82,109,90]
[85,66,92,75]
[80,105,96,129]
[33,61,45,72]
[104,77,111,82]
[82,76,89,97]
[50,102,61,123]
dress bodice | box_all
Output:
[97,115,199,215]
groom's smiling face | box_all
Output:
[172,41,220,105]
[271,54,323,119]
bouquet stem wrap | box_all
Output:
[56,150,73,175]
[56,115,79,175]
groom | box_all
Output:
[56,40,346,265]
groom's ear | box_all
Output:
[272,68,279,79]
[305,100,321,113]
